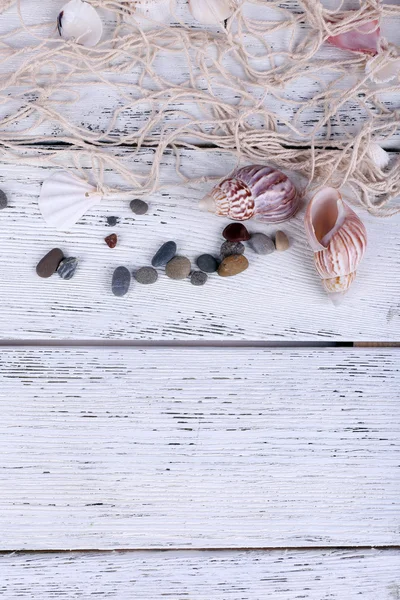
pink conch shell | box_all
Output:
[200,165,300,223]
[304,187,367,304]
[327,20,380,56]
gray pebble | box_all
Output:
[112,266,131,297]
[165,256,191,280]
[130,199,148,215]
[134,266,158,285]
[196,254,219,273]
[152,241,177,267]
[57,257,78,280]
[36,248,64,278]
[191,271,208,286]
[107,216,119,227]
[247,233,275,255]
[220,241,245,260]
[0,189,8,210]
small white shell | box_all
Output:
[57,0,103,47]
[366,53,400,84]
[367,142,390,170]
[189,0,233,25]
[39,171,102,231]
[124,0,175,28]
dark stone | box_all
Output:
[0,189,8,210]
[134,266,158,285]
[165,256,191,280]
[105,234,117,248]
[36,248,64,278]
[196,254,219,273]
[220,241,245,260]
[112,266,131,297]
[151,241,177,267]
[190,271,208,286]
[107,216,119,227]
[222,223,251,242]
[130,199,148,215]
[57,257,78,280]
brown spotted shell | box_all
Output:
[200,165,300,223]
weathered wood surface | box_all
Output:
[0,347,398,550]
[1,549,399,599]
[0,148,399,341]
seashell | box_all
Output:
[124,0,175,29]
[200,165,300,223]
[366,52,400,84]
[57,0,103,47]
[39,171,103,231]
[304,187,367,305]
[189,0,233,25]
[367,142,390,170]
[327,19,380,56]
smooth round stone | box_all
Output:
[112,266,131,297]
[152,241,177,267]
[220,241,245,260]
[57,257,78,280]
[191,271,208,286]
[275,230,290,251]
[107,216,119,227]
[222,222,250,242]
[134,266,158,285]
[130,199,148,215]
[247,233,275,255]
[218,254,249,277]
[165,256,191,280]
[196,254,219,273]
[36,248,64,278]
[0,189,8,210]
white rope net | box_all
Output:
[0,0,399,214]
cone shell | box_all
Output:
[200,165,300,223]
[304,187,367,302]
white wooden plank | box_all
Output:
[0,347,398,550]
[0,0,399,147]
[0,148,399,341]
[1,549,400,599]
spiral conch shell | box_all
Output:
[304,187,367,305]
[200,165,300,223]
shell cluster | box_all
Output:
[200,165,300,223]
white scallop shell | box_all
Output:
[57,0,103,47]
[39,171,103,231]
[367,142,390,170]
[189,0,233,25]
[366,52,400,84]
[124,0,175,28]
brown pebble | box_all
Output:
[105,233,117,248]
[165,256,191,280]
[222,223,251,242]
[36,248,64,278]
[218,254,249,277]
[275,230,290,251]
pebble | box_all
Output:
[36,248,64,278]
[134,266,158,285]
[196,254,219,273]
[130,199,148,215]
[191,271,208,286]
[105,233,118,248]
[275,230,290,251]
[107,216,119,227]
[220,241,245,260]
[152,241,177,267]
[165,256,191,280]
[222,222,251,242]
[112,266,131,297]
[247,233,275,255]
[57,257,78,280]
[218,254,249,277]
[0,189,8,210]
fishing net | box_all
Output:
[0,0,399,214]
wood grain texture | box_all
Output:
[0,148,399,341]
[1,549,400,599]
[0,347,398,550]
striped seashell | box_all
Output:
[304,187,367,305]
[199,165,300,223]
